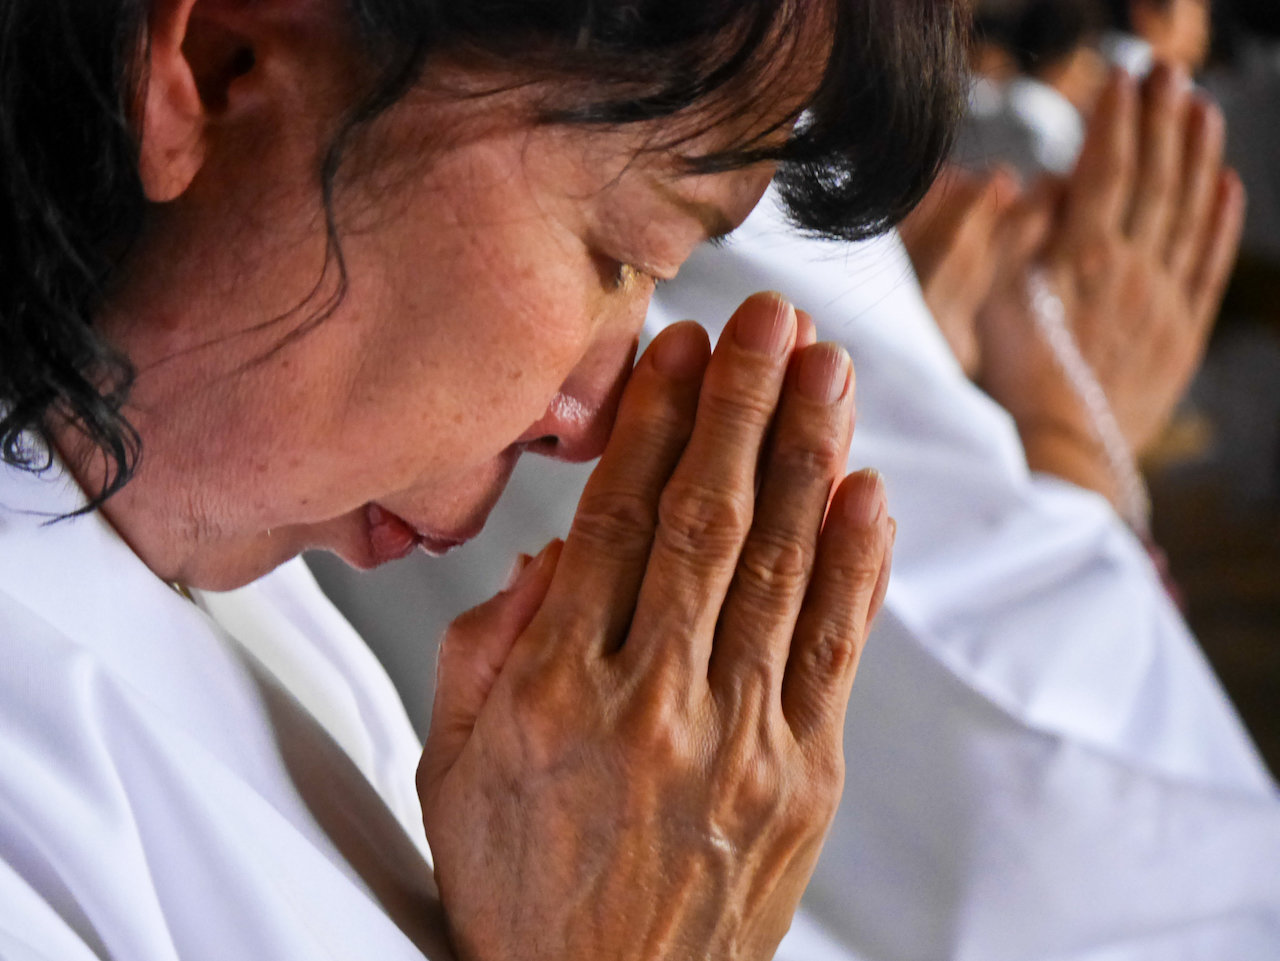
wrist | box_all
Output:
[1018,414,1122,507]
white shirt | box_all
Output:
[0,457,449,960]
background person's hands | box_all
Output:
[975,66,1245,507]
[417,293,894,961]
[899,166,1028,377]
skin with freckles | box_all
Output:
[76,2,899,959]
[85,59,773,590]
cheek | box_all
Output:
[343,237,608,479]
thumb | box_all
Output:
[419,539,563,800]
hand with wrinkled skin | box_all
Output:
[418,293,894,961]
[977,65,1245,505]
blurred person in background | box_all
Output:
[1101,0,1213,74]
[958,0,1110,176]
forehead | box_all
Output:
[389,72,781,213]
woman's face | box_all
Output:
[1135,0,1211,71]
[97,78,775,590]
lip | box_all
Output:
[364,503,478,566]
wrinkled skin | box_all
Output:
[421,296,894,961]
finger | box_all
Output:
[542,321,710,651]
[867,517,896,627]
[796,309,818,349]
[709,342,854,705]
[1167,95,1226,279]
[1057,69,1137,250]
[1126,63,1192,248]
[1190,169,1246,329]
[421,540,563,796]
[624,292,797,677]
[782,469,890,745]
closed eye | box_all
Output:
[610,261,659,293]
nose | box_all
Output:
[521,381,622,462]
[518,341,636,463]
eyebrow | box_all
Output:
[650,180,739,243]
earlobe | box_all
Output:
[138,0,208,202]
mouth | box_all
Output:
[360,447,524,568]
[364,503,475,566]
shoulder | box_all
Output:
[0,466,446,960]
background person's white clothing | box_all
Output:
[660,196,1280,960]
[1100,31,1156,77]
[956,76,1085,177]
[0,459,449,960]
[313,190,1280,960]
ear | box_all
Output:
[138,0,206,202]
[138,0,265,202]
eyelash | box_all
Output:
[613,262,664,291]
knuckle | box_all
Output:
[572,487,656,560]
[801,620,861,680]
[617,692,694,770]
[774,430,846,478]
[700,383,778,435]
[733,753,786,817]
[736,533,813,606]
[658,480,752,561]
[824,539,884,590]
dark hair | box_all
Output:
[1100,0,1173,32]
[974,0,1030,50]
[1011,0,1105,75]
[1,0,968,505]
[1232,0,1280,39]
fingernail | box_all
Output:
[651,322,709,379]
[796,309,818,348]
[844,469,886,527]
[504,553,534,590]
[734,293,795,356]
[797,343,851,404]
